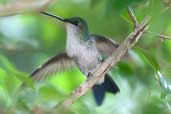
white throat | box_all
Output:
[65,23,82,57]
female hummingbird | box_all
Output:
[31,12,120,105]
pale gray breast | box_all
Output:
[75,45,100,76]
[65,23,101,76]
[66,39,100,76]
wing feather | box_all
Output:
[91,34,119,56]
[31,52,76,81]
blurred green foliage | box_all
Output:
[0,0,171,114]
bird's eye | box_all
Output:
[74,21,79,26]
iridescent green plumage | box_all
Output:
[65,17,90,42]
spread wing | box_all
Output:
[91,34,119,56]
[31,52,76,81]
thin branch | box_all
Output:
[128,7,139,28]
[0,0,54,17]
[163,0,171,7]
[162,0,171,13]
[127,7,171,41]
[62,16,150,107]
[147,31,171,40]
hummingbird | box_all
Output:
[31,12,120,105]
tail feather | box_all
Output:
[92,74,119,105]
[105,74,120,94]
[92,83,105,106]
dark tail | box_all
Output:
[92,74,120,106]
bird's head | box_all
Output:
[41,12,89,41]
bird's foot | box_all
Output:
[87,72,92,78]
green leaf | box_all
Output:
[38,84,65,101]
[121,9,133,25]
[108,0,145,12]
[0,55,16,72]
[90,0,100,7]
[12,71,34,88]
[0,55,34,88]
[0,86,12,108]
[157,71,171,98]
[162,40,171,60]
[160,91,167,99]
[117,61,134,76]
[135,48,160,72]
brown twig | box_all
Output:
[0,0,54,17]
[62,16,150,107]
[163,0,171,7]
[128,7,139,28]
[147,31,171,40]
[162,0,171,12]
[127,7,171,41]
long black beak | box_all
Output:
[41,12,77,26]
[41,12,66,22]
